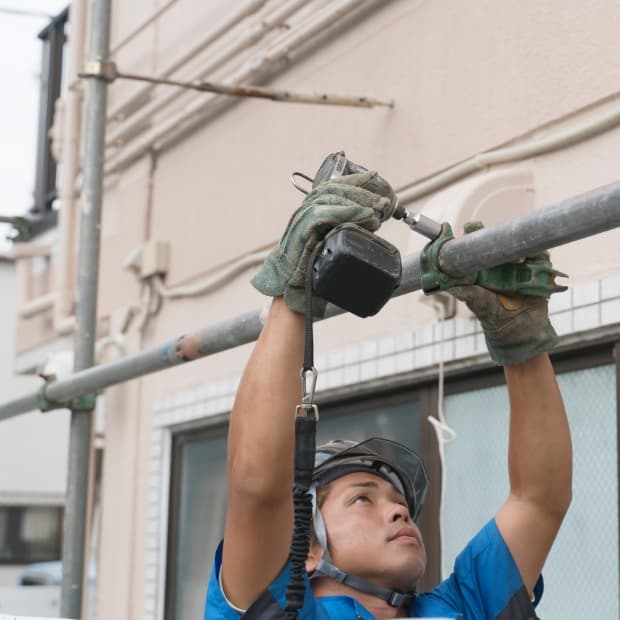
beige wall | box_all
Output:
[12,1,620,618]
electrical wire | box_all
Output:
[151,248,272,300]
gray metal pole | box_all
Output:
[1,178,620,422]
[60,0,111,616]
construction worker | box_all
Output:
[205,172,572,619]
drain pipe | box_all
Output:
[54,0,87,337]
[60,0,111,616]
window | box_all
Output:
[0,506,63,564]
[164,394,423,620]
[441,361,618,619]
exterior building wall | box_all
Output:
[9,1,620,618]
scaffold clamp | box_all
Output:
[79,59,118,82]
[420,223,567,297]
[36,379,97,413]
[420,222,476,294]
[475,259,568,297]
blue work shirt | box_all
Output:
[205,519,543,619]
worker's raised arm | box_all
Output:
[497,352,571,592]
[220,172,395,611]
[448,240,571,595]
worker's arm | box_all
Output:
[495,353,572,593]
[220,173,394,610]
[448,238,571,594]
[222,297,303,610]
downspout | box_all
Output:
[54,0,88,337]
[60,0,111,616]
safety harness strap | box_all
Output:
[243,590,287,619]
[283,244,322,619]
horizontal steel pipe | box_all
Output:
[438,179,620,277]
[1,179,620,422]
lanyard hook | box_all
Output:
[301,366,318,405]
[296,367,319,419]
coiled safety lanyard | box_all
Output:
[283,244,322,619]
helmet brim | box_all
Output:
[313,437,429,521]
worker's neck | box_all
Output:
[312,577,409,619]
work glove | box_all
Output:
[252,172,395,316]
[447,221,560,366]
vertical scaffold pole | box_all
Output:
[60,0,111,616]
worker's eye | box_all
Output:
[352,494,370,504]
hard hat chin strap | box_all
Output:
[312,554,415,608]
[309,491,415,609]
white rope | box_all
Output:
[425,301,457,579]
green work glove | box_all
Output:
[252,172,395,316]
[447,222,560,365]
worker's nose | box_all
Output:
[387,501,411,523]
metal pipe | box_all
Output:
[60,0,111,616]
[111,68,393,108]
[55,0,88,335]
[1,178,620,422]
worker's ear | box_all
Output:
[305,542,324,574]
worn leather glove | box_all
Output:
[447,222,560,366]
[252,171,395,316]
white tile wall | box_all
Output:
[602,276,620,300]
[572,281,601,307]
[602,298,620,325]
[552,310,573,336]
[573,305,600,332]
[549,289,572,313]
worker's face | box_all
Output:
[308,471,426,592]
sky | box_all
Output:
[0,0,68,248]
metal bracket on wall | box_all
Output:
[78,61,393,108]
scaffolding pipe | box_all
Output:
[59,0,111,616]
[1,178,620,420]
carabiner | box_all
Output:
[301,366,318,405]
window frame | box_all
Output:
[0,504,63,565]
[164,423,228,620]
